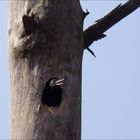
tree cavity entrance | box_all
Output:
[41,78,64,107]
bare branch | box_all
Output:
[83,9,89,19]
[86,48,96,57]
[84,0,140,49]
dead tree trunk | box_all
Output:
[9,0,83,139]
[9,0,140,139]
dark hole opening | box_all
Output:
[41,78,63,107]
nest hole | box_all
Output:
[41,78,63,107]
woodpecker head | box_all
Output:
[50,78,64,87]
[41,77,64,107]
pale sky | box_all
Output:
[0,1,140,139]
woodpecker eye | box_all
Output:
[50,80,55,87]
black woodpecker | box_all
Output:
[41,78,64,107]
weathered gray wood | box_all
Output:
[9,0,84,139]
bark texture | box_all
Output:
[9,0,83,139]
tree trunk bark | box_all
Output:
[9,0,84,139]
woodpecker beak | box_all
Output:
[55,78,64,86]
